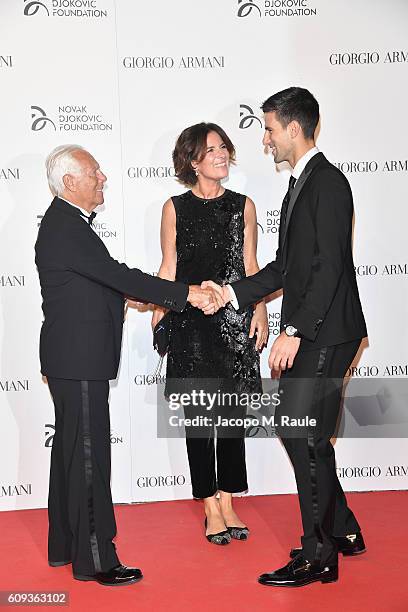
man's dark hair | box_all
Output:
[173,122,235,187]
[261,87,319,140]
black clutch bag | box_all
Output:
[153,312,172,357]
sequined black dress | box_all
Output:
[165,189,262,499]
[166,188,261,393]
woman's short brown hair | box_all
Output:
[172,122,236,187]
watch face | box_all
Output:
[285,325,297,336]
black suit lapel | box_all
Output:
[281,152,326,249]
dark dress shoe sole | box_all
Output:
[96,576,143,587]
[49,560,71,567]
[258,572,338,587]
[342,547,366,556]
[74,574,143,586]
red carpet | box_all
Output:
[0,492,406,611]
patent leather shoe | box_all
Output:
[74,564,143,586]
[289,531,366,559]
[258,554,338,587]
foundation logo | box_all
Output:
[239,104,262,129]
[24,1,50,16]
[23,0,108,18]
[45,423,125,447]
[236,0,318,18]
[30,104,113,132]
[237,1,262,17]
[31,106,56,131]
[45,423,55,447]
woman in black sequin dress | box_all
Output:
[152,123,268,543]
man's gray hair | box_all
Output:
[46,144,85,196]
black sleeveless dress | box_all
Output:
[165,189,261,394]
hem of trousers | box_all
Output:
[192,485,248,499]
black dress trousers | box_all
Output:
[276,340,361,567]
[47,378,119,576]
[184,384,248,499]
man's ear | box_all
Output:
[288,120,301,139]
[62,173,76,192]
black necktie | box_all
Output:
[280,175,296,234]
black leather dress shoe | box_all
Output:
[258,554,338,587]
[289,531,366,559]
[74,564,143,586]
[49,560,71,567]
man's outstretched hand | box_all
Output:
[201,280,232,307]
[188,284,225,315]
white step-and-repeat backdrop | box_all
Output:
[1,0,407,510]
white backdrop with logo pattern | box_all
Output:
[0,0,407,510]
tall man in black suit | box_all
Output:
[204,87,367,587]
[35,144,222,586]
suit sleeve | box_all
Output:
[67,231,188,313]
[230,248,283,311]
[289,170,353,341]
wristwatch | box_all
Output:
[284,324,299,337]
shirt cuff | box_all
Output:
[226,284,239,310]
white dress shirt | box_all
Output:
[291,146,319,180]
[227,147,320,310]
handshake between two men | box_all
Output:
[188,280,301,373]
[187,281,232,315]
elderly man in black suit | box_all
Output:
[35,144,222,586]
[204,87,367,587]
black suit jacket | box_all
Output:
[232,153,367,351]
[35,197,188,380]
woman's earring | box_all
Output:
[194,167,199,176]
